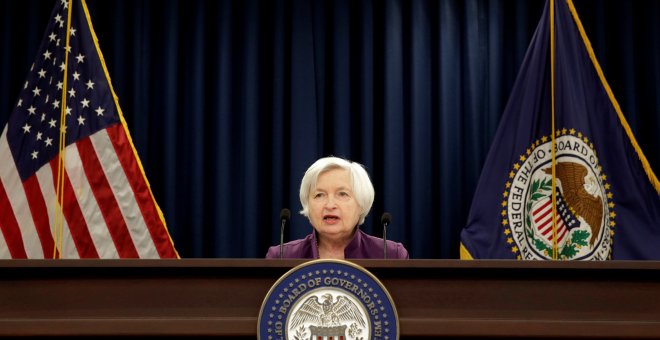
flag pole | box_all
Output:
[54,0,74,259]
[549,0,559,260]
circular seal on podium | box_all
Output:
[258,259,399,340]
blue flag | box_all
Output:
[460,0,660,260]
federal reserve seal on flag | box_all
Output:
[503,130,614,260]
[258,259,399,340]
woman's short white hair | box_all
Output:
[299,156,375,225]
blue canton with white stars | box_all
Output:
[7,0,119,181]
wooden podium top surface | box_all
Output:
[1,259,659,338]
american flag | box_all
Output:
[0,0,178,258]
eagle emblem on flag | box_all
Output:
[506,133,613,260]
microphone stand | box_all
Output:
[381,212,391,259]
[279,208,290,259]
[383,222,388,259]
[280,218,285,259]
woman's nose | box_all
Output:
[324,196,337,208]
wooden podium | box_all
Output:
[1,259,660,338]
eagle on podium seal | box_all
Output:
[258,259,399,340]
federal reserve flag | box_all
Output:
[460,0,660,260]
[0,0,178,258]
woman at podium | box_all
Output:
[266,156,409,259]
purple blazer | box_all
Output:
[266,228,409,259]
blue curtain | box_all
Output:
[1,0,659,258]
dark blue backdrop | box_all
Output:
[1,0,658,258]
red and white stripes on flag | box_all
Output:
[532,197,569,245]
[0,124,178,259]
[0,0,177,258]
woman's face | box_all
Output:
[308,168,361,241]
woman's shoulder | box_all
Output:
[357,229,409,259]
[265,233,315,259]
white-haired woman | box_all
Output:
[266,156,409,259]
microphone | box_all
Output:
[279,208,291,259]
[381,212,391,259]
